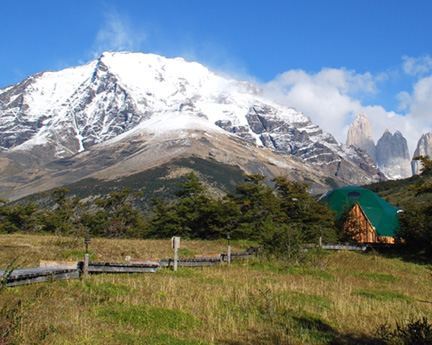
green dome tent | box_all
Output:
[319,186,401,243]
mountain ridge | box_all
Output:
[0,51,385,201]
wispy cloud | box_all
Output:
[92,7,146,57]
[402,55,432,76]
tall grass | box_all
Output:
[0,234,431,344]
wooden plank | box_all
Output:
[194,254,221,259]
[130,259,161,266]
[40,260,78,270]
[322,244,367,251]
[0,267,80,287]
[88,265,160,273]
[160,258,221,267]
[84,261,161,273]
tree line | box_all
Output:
[0,175,336,256]
[1,162,431,260]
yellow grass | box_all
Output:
[0,234,431,344]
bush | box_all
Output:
[377,317,432,345]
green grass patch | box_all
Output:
[156,267,196,278]
[352,289,412,302]
[101,332,209,345]
[98,304,201,332]
[337,269,400,283]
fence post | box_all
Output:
[83,236,91,279]
[83,253,89,279]
[172,237,180,271]
[318,226,322,249]
[227,234,231,267]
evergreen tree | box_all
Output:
[41,187,84,236]
[90,188,145,237]
[0,198,40,233]
[273,176,336,243]
[150,172,228,239]
[227,174,277,239]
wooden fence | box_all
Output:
[0,247,259,287]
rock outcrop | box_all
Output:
[346,114,376,161]
[412,132,432,174]
[375,130,412,179]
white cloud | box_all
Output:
[402,55,432,76]
[92,8,146,56]
[263,68,378,142]
[401,75,432,127]
[262,66,431,155]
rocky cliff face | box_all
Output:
[412,132,432,174]
[0,51,386,200]
[346,114,414,179]
[375,130,412,179]
[346,114,376,161]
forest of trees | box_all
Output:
[0,174,337,258]
[1,155,431,260]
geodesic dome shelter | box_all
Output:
[319,186,401,243]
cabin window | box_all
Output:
[348,191,361,199]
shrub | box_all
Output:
[377,317,432,345]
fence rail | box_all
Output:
[0,247,259,287]
[1,244,382,288]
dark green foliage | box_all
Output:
[399,156,432,259]
[259,223,305,261]
[226,174,277,239]
[411,155,432,195]
[272,177,337,243]
[40,187,85,236]
[256,177,336,261]
[149,173,231,239]
[399,203,432,257]
[84,188,147,237]
[377,317,432,345]
[0,198,39,233]
[0,172,336,244]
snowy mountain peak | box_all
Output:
[0,51,385,200]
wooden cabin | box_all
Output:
[319,186,401,244]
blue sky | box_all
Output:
[1,1,432,152]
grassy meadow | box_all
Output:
[1,234,432,344]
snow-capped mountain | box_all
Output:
[0,51,384,201]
